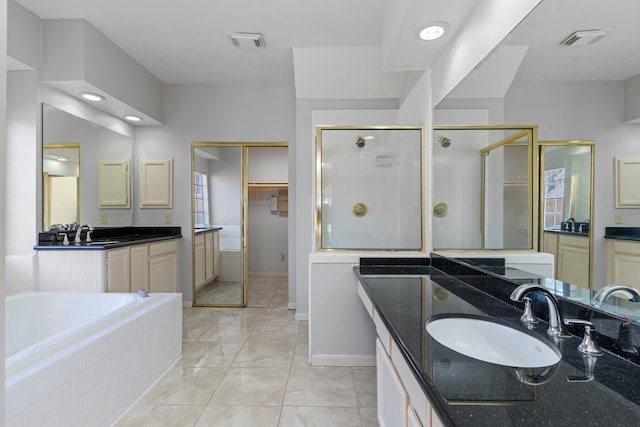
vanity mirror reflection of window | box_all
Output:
[194,171,210,226]
[43,144,80,231]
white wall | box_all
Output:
[505,81,640,289]
[247,146,288,273]
[5,71,38,296]
[134,83,296,303]
[1,0,8,417]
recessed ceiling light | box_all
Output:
[81,92,105,102]
[417,21,449,41]
[125,115,142,122]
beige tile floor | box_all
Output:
[114,275,379,427]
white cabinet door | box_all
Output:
[149,240,179,293]
[205,231,214,281]
[213,231,220,279]
[107,247,131,292]
[194,234,205,288]
[557,235,589,287]
[130,244,149,291]
[376,338,407,427]
[98,159,130,208]
[615,157,640,207]
[543,232,559,275]
[140,159,173,208]
[608,240,640,290]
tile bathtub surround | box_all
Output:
[115,276,379,427]
[5,294,182,427]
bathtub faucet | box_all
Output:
[137,289,149,299]
[74,224,94,244]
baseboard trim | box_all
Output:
[249,272,288,278]
[294,312,308,321]
[311,354,376,367]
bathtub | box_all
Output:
[219,238,242,281]
[5,291,182,427]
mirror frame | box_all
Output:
[537,140,595,292]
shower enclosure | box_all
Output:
[315,126,425,251]
[432,125,537,250]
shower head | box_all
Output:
[356,136,365,148]
[437,136,451,148]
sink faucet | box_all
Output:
[510,284,566,337]
[592,284,640,309]
[566,217,576,232]
[74,224,94,244]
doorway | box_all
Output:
[191,142,288,307]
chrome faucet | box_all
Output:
[592,284,640,309]
[74,224,94,244]
[566,217,576,231]
[510,284,566,337]
[137,289,149,299]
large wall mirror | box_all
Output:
[432,125,536,251]
[42,104,134,230]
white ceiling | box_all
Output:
[13,0,640,94]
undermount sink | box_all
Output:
[426,315,561,368]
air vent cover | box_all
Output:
[227,32,265,48]
[560,30,609,46]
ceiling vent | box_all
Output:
[560,30,609,46]
[227,32,265,48]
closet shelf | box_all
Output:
[248,181,288,200]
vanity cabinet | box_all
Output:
[107,239,179,293]
[194,234,206,288]
[148,240,179,293]
[130,244,149,289]
[543,232,589,288]
[194,229,220,290]
[106,247,131,293]
[376,339,408,427]
[607,239,640,291]
[358,282,445,427]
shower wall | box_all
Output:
[318,127,423,251]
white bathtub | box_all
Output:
[219,238,242,281]
[5,291,182,427]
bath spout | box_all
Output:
[592,284,640,309]
[510,284,567,337]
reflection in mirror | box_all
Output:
[192,144,246,306]
[433,126,535,250]
[540,141,594,291]
[42,104,134,230]
[43,144,80,231]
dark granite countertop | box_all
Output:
[34,226,182,250]
[605,227,640,241]
[544,228,589,237]
[194,226,223,235]
[355,257,640,427]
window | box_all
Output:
[194,171,209,226]
[543,168,565,229]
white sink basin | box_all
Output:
[426,316,561,368]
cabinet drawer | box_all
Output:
[149,239,178,257]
